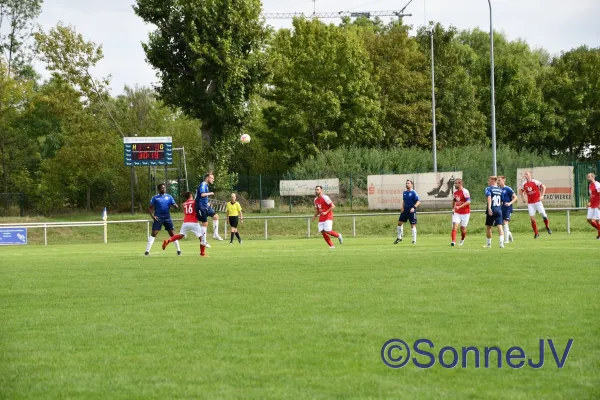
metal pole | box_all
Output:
[147,221,150,239]
[130,166,135,215]
[488,0,497,176]
[259,175,263,212]
[44,223,47,246]
[430,25,437,173]
[264,219,268,240]
[566,210,571,234]
[352,216,356,238]
[307,218,310,238]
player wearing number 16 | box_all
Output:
[162,192,206,256]
[484,176,504,248]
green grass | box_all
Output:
[1,234,599,399]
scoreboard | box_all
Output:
[124,137,173,166]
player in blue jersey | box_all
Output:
[145,183,180,255]
[195,173,223,248]
[484,176,505,248]
[499,176,518,244]
[394,180,420,244]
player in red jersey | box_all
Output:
[450,179,471,246]
[519,171,551,238]
[586,173,600,239]
[313,185,343,248]
[162,192,207,256]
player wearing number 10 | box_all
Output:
[484,176,504,248]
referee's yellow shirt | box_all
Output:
[226,201,242,217]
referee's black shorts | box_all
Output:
[228,216,239,228]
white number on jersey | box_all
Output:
[185,203,194,214]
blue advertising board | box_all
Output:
[0,228,27,245]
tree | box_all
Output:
[359,20,430,148]
[544,46,600,159]
[133,0,269,161]
[263,18,382,164]
[415,24,487,148]
[456,29,549,151]
[0,0,42,76]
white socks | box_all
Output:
[397,226,402,238]
[201,226,207,244]
[146,236,155,252]
[504,224,510,242]
[411,227,417,242]
[213,220,219,236]
[174,239,181,251]
[487,238,492,246]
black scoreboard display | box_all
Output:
[124,137,172,166]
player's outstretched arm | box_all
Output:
[539,183,546,199]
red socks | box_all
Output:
[543,218,550,229]
[200,243,206,256]
[461,230,467,240]
[169,234,184,242]
[531,221,538,235]
[328,230,340,238]
[322,232,333,247]
[451,230,457,242]
[589,220,600,231]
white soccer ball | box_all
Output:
[240,134,251,144]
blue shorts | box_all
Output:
[399,211,417,225]
[198,207,216,223]
[152,216,174,232]
[486,208,503,227]
[502,206,512,222]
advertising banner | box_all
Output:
[367,172,463,210]
[516,166,574,207]
[0,227,27,245]
[279,179,340,196]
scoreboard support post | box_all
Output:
[130,166,135,215]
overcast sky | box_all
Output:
[34,0,600,95]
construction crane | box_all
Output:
[263,10,411,19]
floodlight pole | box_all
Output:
[430,25,437,173]
[488,0,497,176]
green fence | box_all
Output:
[573,161,600,207]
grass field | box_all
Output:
[1,234,599,399]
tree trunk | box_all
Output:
[86,187,91,210]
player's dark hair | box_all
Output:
[157,183,166,190]
[315,185,323,190]
[406,180,413,185]
[203,173,213,181]
[184,191,193,199]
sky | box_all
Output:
[33,0,600,95]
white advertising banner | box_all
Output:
[279,179,340,196]
[367,172,463,210]
[516,166,574,207]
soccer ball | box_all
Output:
[240,134,251,144]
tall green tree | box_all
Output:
[415,24,486,148]
[358,20,430,148]
[133,0,269,183]
[0,0,42,76]
[457,29,549,151]
[263,18,382,163]
[544,46,600,159]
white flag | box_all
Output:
[102,207,107,221]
